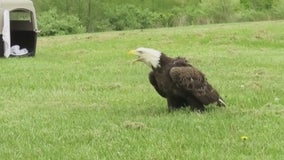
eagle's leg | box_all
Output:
[186,98,205,112]
[192,104,205,112]
[166,98,175,112]
[166,97,186,112]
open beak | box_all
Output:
[128,50,141,64]
[128,50,136,55]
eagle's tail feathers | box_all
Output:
[217,98,226,107]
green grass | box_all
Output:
[1,21,284,159]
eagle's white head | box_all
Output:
[128,47,162,68]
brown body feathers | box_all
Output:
[149,53,225,111]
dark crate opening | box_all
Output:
[10,30,37,56]
[0,31,37,57]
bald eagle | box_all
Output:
[129,47,226,112]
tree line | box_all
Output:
[32,0,284,36]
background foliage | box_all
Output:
[32,0,284,36]
[37,8,85,36]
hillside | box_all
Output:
[0,21,283,159]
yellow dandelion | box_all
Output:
[241,136,248,141]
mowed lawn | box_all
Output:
[0,21,283,159]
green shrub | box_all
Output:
[240,0,276,10]
[272,0,284,19]
[240,9,272,21]
[37,9,85,36]
[168,7,190,26]
[106,4,174,30]
[107,5,141,30]
[199,0,240,23]
[34,0,284,34]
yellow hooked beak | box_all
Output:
[128,50,136,55]
[128,49,141,64]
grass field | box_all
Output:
[0,21,284,159]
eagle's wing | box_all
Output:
[149,71,167,98]
[169,66,224,106]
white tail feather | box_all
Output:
[218,98,226,106]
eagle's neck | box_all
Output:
[159,53,173,67]
[152,53,173,70]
